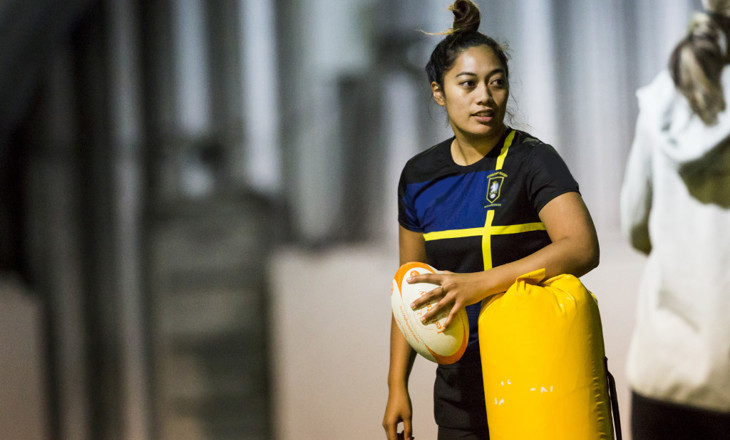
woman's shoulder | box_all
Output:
[508,130,576,183]
[400,137,453,182]
[510,130,562,158]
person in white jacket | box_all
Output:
[621,1,730,438]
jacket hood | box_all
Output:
[637,67,730,169]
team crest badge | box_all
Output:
[486,171,507,204]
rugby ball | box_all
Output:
[391,262,469,364]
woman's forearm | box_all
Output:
[387,316,417,390]
[470,231,599,302]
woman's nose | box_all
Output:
[477,84,492,103]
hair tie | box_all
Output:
[690,11,729,57]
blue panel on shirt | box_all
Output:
[404,170,498,233]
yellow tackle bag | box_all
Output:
[478,269,621,440]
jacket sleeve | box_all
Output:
[620,108,653,254]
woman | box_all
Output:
[621,1,730,438]
[382,1,600,439]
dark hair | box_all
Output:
[425,0,510,87]
[669,2,730,124]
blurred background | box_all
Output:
[0,0,702,439]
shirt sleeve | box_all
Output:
[397,165,423,232]
[525,143,580,213]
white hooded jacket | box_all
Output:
[621,68,730,411]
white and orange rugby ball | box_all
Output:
[391,262,468,364]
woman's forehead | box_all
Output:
[448,45,505,77]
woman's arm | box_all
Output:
[620,110,654,254]
[387,227,425,391]
[382,226,428,440]
[410,191,599,327]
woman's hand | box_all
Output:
[408,271,488,328]
[382,385,414,440]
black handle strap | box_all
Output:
[605,357,623,440]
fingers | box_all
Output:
[384,425,396,440]
[403,418,414,440]
[384,421,414,440]
[406,272,441,285]
[383,416,398,440]
[442,308,456,329]
[407,269,453,286]
[409,284,443,310]
[410,286,459,326]
[408,272,462,328]
[383,410,409,440]
[412,292,456,326]
[422,297,454,325]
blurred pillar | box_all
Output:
[25,45,91,440]
[21,2,151,439]
[138,1,279,439]
[105,0,151,438]
[205,0,244,192]
[362,0,453,243]
[65,4,137,440]
[379,72,423,245]
[278,0,375,243]
[239,0,282,194]
[171,0,211,137]
[513,0,560,146]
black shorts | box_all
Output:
[631,390,730,440]
[434,358,489,439]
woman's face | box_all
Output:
[432,45,508,142]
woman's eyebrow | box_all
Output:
[455,68,505,78]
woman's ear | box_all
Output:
[431,81,446,106]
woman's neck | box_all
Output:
[450,125,508,166]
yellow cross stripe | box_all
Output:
[496,130,515,169]
[419,130,547,270]
[482,210,496,269]
[484,131,513,269]
[423,228,487,241]
[422,221,545,242]
[491,222,546,234]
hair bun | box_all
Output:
[703,0,730,17]
[450,0,481,34]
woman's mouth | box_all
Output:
[472,110,495,123]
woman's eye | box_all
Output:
[460,80,475,88]
[491,78,505,88]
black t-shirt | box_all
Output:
[397,129,579,359]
